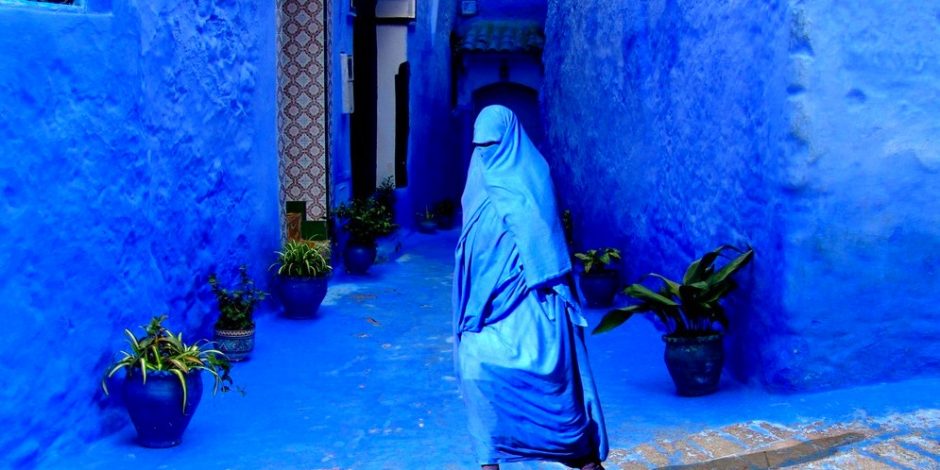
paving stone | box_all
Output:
[758,438,806,454]
[605,448,663,469]
[722,423,779,448]
[688,431,746,459]
[864,440,939,468]
[609,461,647,470]
[784,449,893,469]
[798,421,877,441]
[757,421,799,441]
[656,438,712,464]
[872,409,940,436]
[632,443,670,467]
[897,433,940,456]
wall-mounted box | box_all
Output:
[375,0,414,19]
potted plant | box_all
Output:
[432,198,457,230]
[594,245,754,396]
[574,248,622,307]
[102,315,232,448]
[416,206,437,234]
[335,196,397,274]
[374,176,396,219]
[272,239,332,318]
[208,266,267,362]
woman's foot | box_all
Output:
[580,463,604,470]
[481,465,499,470]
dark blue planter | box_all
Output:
[122,370,203,448]
[344,241,377,274]
[434,214,455,230]
[417,220,437,234]
[278,275,329,318]
[663,333,724,396]
[213,328,255,362]
[579,270,620,307]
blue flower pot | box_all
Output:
[663,333,724,396]
[417,220,437,234]
[122,370,203,448]
[434,214,455,230]
[278,276,329,319]
[579,270,620,307]
[344,241,377,274]
[214,328,255,362]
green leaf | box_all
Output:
[647,273,681,297]
[168,358,189,374]
[707,248,754,286]
[593,304,646,334]
[170,369,188,413]
[623,284,678,307]
[139,357,148,384]
[683,245,732,284]
[701,280,735,304]
[678,284,702,308]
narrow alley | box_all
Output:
[45,230,940,469]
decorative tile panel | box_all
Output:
[278,0,329,221]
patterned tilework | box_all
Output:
[278,0,329,221]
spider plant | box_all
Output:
[594,245,754,337]
[102,315,232,412]
[272,240,332,277]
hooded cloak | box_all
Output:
[453,105,608,465]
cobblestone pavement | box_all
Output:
[601,410,940,469]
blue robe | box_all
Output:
[453,106,608,466]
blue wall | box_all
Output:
[402,0,459,219]
[473,0,545,21]
[543,0,940,392]
[330,0,355,208]
[772,1,940,390]
[0,1,278,466]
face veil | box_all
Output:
[466,104,571,288]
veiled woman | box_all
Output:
[453,105,608,470]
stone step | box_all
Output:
[602,410,940,469]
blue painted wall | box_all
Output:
[472,0,546,21]
[330,0,355,209]
[772,2,940,390]
[402,0,459,219]
[0,1,278,466]
[543,0,940,392]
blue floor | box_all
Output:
[45,230,940,469]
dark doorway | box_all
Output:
[472,82,543,149]
[458,82,543,192]
[394,62,410,188]
[351,0,378,199]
